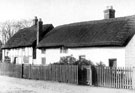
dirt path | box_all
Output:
[0,76,134,93]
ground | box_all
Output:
[0,76,134,93]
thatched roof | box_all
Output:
[38,15,135,48]
[3,24,54,49]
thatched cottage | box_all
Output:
[2,7,135,67]
[37,7,135,67]
[2,17,54,64]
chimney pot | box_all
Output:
[104,6,115,19]
[33,16,38,26]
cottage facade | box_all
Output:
[37,7,135,67]
[2,7,135,67]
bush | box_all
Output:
[52,55,95,67]
[73,58,94,66]
[58,56,76,65]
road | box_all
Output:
[0,76,134,93]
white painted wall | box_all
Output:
[125,35,135,68]
[37,48,62,65]
[38,47,125,67]
[69,47,125,67]
[2,47,33,64]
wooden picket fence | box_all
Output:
[0,62,134,89]
[93,66,133,89]
[0,63,78,84]
[0,63,22,78]
[23,64,78,84]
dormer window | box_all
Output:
[60,47,68,53]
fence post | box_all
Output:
[29,64,31,79]
[22,64,24,78]
[132,67,135,89]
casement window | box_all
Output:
[109,58,117,68]
[60,47,68,53]
[41,49,46,54]
[42,57,46,65]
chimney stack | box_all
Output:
[33,16,38,26]
[37,18,43,45]
[104,6,115,19]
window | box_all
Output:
[41,49,46,54]
[22,48,25,56]
[42,57,46,65]
[23,56,29,63]
[109,58,117,68]
[60,47,68,53]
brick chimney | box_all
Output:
[104,6,115,19]
[33,16,38,26]
[37,18,43,45]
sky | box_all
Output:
[0,0,135,27]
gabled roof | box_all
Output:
[38,15,135,48]
[3,24,54,49]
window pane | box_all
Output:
[42,58,46,65]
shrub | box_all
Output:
[73,58,94,66]
[53,55,95,66]
[59,56,76,65]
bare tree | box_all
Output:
[0,19,32,44]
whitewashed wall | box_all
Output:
[2,47,33,64]
[69,47,125,67]
[38,47,125,67]
[36,49,42,65]
[125,35,135,67]
[37,48,61,65]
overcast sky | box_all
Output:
[0,0,135,26]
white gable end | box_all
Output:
[125,35,135,67]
